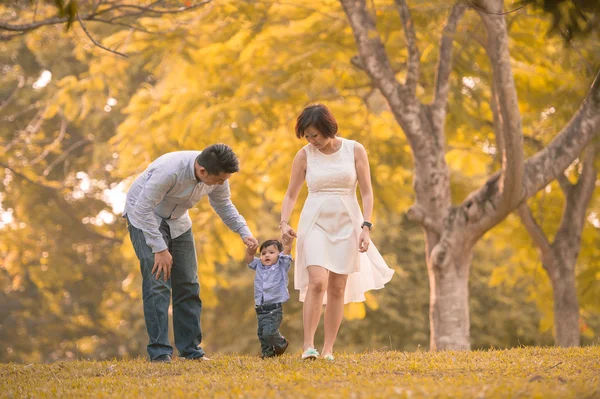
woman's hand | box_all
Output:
[280,222,297,243]
[358,228,370,253]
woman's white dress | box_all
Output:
[294,138,394,304]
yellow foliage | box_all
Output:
[344,302,366,320]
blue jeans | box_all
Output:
[127,217,205,360]
[255,303,286,358]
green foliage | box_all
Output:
[1,347,599,398]
[522,0,600,42]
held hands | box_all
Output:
[358,228,370,253]
[246,243,257,256]
[244,242,257,264]
[152,249,173,281]
[243,236,259,252]
[280,221,297,243]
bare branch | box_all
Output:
[0,31,27,41]
[0,1,213,38]
[340,0,403,104]
[394,0,420,94]
[490,80,505,165]
[29,118,68,165]
[464,0,532,16]
[551,144,597,273]
[0,16,68,32]
[571,144,598,218]
[465,69,600,238]
[432,3,466,112]
[406,204,442,234]
[43,139,92,177]
[522,69,600,198]
[89,18,158,34]
[556,172,573,195]
[516,204,554,270]
[0,76,25,112]
[92,1,212,16]
[77,13,128,58]
[478,1,525,216]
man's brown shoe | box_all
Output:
[274,339,289,356]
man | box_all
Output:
[123,144,258,362]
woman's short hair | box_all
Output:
[295,104,338,139]
[196,143,239,175]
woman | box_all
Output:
[280,104,394,361]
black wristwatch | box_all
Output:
[361,221,373,231]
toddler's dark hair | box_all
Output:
[260,239,283,253]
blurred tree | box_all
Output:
[339,0,599,350]
[0,12,151,362]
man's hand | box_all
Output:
[243,236,259,251]
[152,249,173,281]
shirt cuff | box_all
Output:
[238,225,252,239]
[150,240,168,253]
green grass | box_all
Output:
[1,347,599,398]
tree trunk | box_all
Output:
[518,145,596,347]
[427,224,473,350]
[549,259,581,347]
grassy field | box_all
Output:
[1,346,598,398]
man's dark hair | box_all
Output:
[260,239,283,253]
[196,143,239,175]
[295,103,338,139]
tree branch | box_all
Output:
[490,79,505,166]
[29,118,68,165]
[432,3,466,113]
[478,0,524,217]
[516,204,554,270]
[406,204,442,234]
[394,0,419,95]
[77,13,128,58]
[340,0,430,157]
[340,0,403,106]
[464,69,600,239]
[0,31,27,41]
[0,17,68,32]
[43,139,92,177]
[0,1,213,57]
[522,69,600,199]
[0,76,25,113]
[464,0,532,16]
[563,144,598,232]
[0,161,63,191]
[577,144,598,204]
[556,172,573,195]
